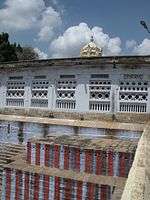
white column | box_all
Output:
[48,84,55,110]
[111,71,120,114]
[0,73,7,108]
[48,77,57,110]
[75,74,90,112]
[147,84,150,113]
[24,71,32,108]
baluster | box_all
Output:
[98,103,99,111]
[133,105,135,112]
[95,103,97,111]
[100,104,102,111]
[92,103,94,110]
[124,104,126,112]
[137,105,139,112]
[123,104,125,112]
[140,105,142,113]
[136,105,138,112]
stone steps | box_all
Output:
[1,143,25,149]
[0,143,25,197]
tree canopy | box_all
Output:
[0,32,39,62]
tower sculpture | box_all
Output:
[80,36,102,57]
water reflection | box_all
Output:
[0,121,141,144]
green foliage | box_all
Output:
[0,32,39,62]
[0,32,18,62]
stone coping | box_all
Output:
[0,55,150,70]
[0,114,145,132]
[121,125,150,200]
[5,159,126,187]
[0,108,149,124]
[29,136,137,153]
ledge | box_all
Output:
[0,55,150,70]
[0,114,145,132]
[0,107,149,124]
[5,159,126,187]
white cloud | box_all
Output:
[38,7,61,41]
[126,40,137,49]
[49,23,122,58]
[133,39,150,55]
[0,0,61,41]
[0,0,45,30]
[34,48,48,59]
[125,39,150,55]
[107,38,121,55]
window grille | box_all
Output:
[119,80,148,113]
[31,79,49,108]
[89,79,111,112]
[56,78,76,110]
[6,80,25,107]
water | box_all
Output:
[0,121,141,144]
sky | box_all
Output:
[0,0,150,59]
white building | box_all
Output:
[0,39,149,113]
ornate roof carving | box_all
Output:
[80,36,102,57]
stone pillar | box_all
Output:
[76,74,90,112]
[147,84,150,113]
[24,71,32,108]
[0,73,7,108]
[111,70,120,114]
[48,84,56,110]
[47,73,57,110]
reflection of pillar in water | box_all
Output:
[18,122,24,144]
[43,124,49,137]
[7,123,11,134]
[73,126,79,135]
[7,123,11,140]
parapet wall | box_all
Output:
[121,124,150,200]
[0,107,150,124]
[144,125,150,199]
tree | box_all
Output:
[16,46,39,61]
[0,32,39,62]
[0,32,18,62]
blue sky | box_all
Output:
[0,0,150,58]
[62,0,150,40]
